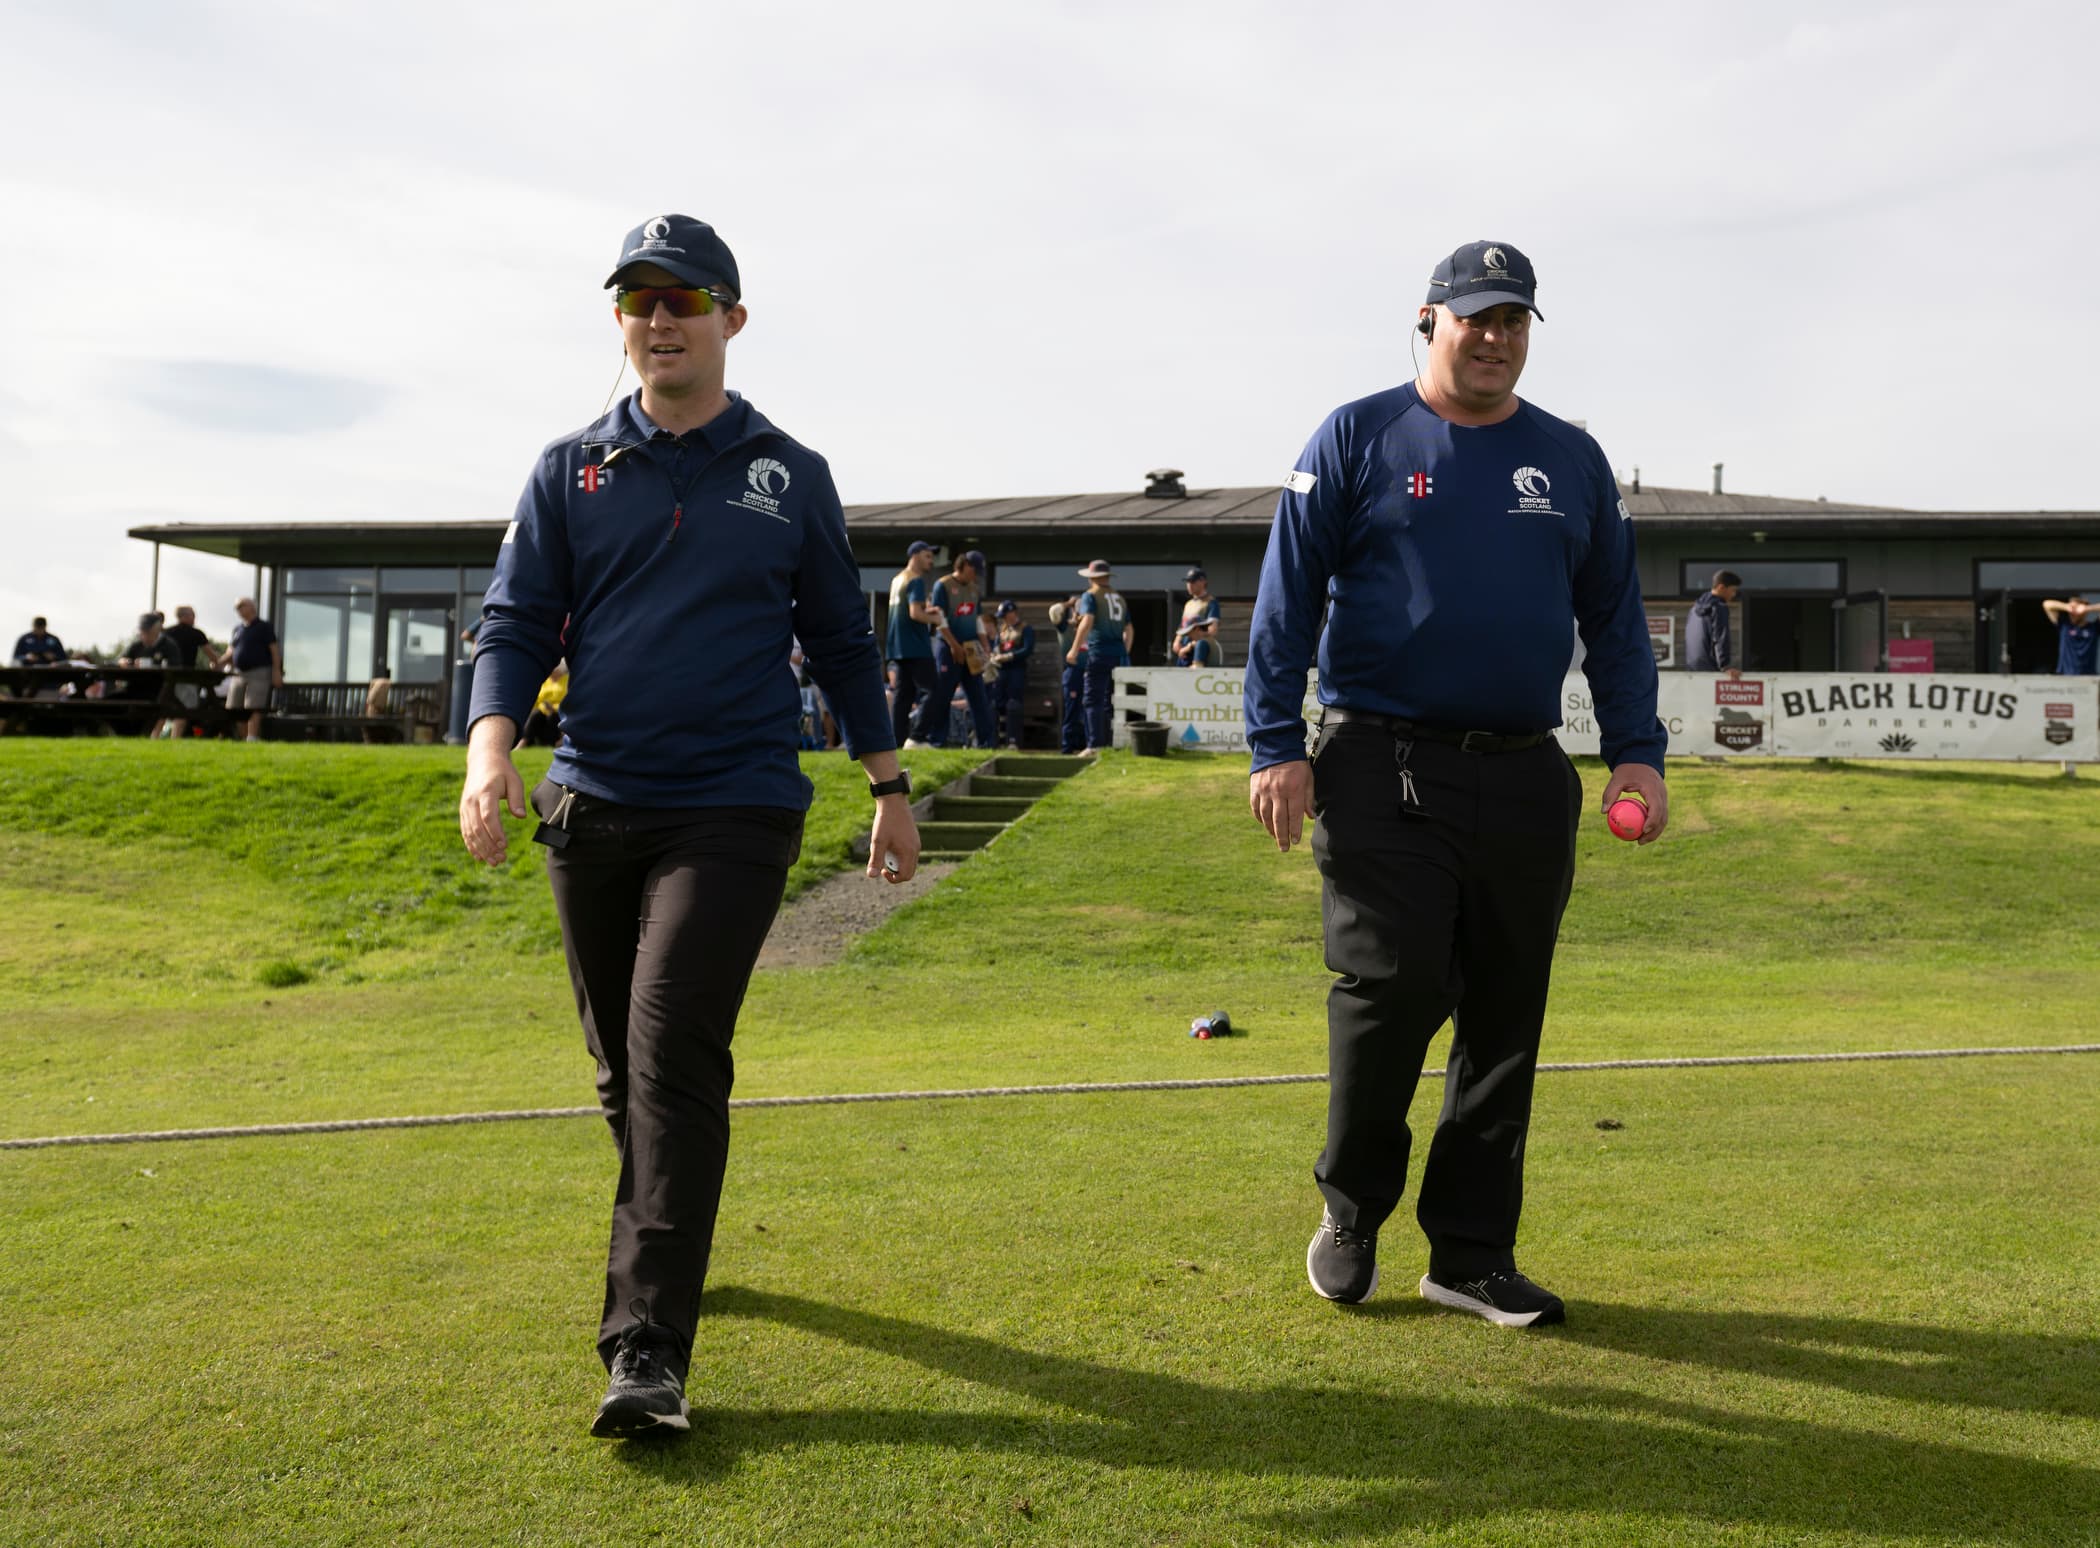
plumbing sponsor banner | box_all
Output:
[1557,674,2098,761]
[1117,667,2098,761]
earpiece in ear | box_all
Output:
[1417,312,1435,341]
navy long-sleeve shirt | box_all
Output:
[469,391,893,809]
[1245,383,1665,773]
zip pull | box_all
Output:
[667,503,683,543]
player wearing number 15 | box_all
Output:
[1246,239,1667,1328]
[457,212,920,1440]
[1065,559,1132,752]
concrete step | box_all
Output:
[918,850,977,864]
[930,796,1032,823]
[912,820,1007,852]
[990,755,1091,780]
[968,775,1061,799]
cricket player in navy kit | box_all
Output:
[459,214,920,1436]
[1246,241,1668,1327]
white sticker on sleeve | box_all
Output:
[1617,498,1632,521]
[1283,470,1318,494]
[502,521,519,544]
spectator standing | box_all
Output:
[2043,597,2099,675]
[1684,570,1742,677]
[989,601,1035,748]
[160,604,218,738]
[12,617,64,665]
[1064,560,1131,752]
[887,540,941,748]
[1175,567,1224,667]
[929,550,994,747]
[226,597,283,742]
[1049,598,1084,754]
[458,211,917,1441]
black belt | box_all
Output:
[1321,707,1552,753]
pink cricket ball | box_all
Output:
[1607,798,1647,842]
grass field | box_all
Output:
[3,743,2098,1545]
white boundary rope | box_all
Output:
[5,1043,2098,1152]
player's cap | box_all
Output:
[1426,240,1543,320]
[1184,566,1207,582]
[961,549,987,572]
[995,601,1017,617]
[136,612,159,631]
[906,540,936,558]
[1078,559,1114,578]
[606,214,741,298]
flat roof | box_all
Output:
[128,483,2100,563]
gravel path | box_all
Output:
[757,861,958,968]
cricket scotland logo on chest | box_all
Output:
[1507,465,1565,518]
[731,457,793,523]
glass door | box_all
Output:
[377,599,455,683]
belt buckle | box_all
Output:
[1459,729,1493,753]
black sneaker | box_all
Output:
[591,1321,690,1438]
[1418,1268,1566,1328]
[1306,1210,1380,1303]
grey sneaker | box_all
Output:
[1418,1269,1566,1328]
[591,1321,690,1438]
[1306,1210,1379,1303]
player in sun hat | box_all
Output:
[1246,238,1667,1329]
[459,212,920,1440]
[1064,559,1131,751]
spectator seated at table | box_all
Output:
[12,617,65,665]
[121,613,181,670]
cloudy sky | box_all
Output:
[4,0,2095,649]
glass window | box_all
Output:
[1681,560,1841,594]
[283,592,375,681]
[380,566,461,592]
[284,566,376,595]
[1976,562,2100,592]
[461,566,496,592]
[458,594,485,663]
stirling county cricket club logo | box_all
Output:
[731,457,792,522]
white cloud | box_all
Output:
[2,0,2096,647]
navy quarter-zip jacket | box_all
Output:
[469,391,893,809]
[1245,382,1666,774]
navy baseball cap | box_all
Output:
[962,549,987,572]
[1184,566,1207,582]
[1425,240,1542,320]
[606,214,741,298]
[995,600,1017,617]
[906,540,936,558]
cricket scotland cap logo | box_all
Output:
[1483,245,1508,275]
[645,215,672,240]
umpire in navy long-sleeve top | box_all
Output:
[1245,240,1668,1329]
[458,213,921,1440]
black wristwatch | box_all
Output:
[868,771,912,800]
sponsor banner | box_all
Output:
[1887,638,1935,673]
[1117,667,2099,761]
[1558,673,2098,761]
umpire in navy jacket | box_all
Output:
[459,213,920,1439]
[1246,240,1668,1329]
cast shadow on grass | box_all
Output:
[612,1287,2100,1543]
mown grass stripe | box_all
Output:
[8,1042,2097,1151]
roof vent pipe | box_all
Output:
[1712,462,1724,496]
[1144,467,1187,500]
[1631,465,1641,494]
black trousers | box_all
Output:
[890,657,939,747]
[1308,723,1581,1277]
[533,780,802,1375]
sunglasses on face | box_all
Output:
[614,286,734,319]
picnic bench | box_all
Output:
[0,666,226,736]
